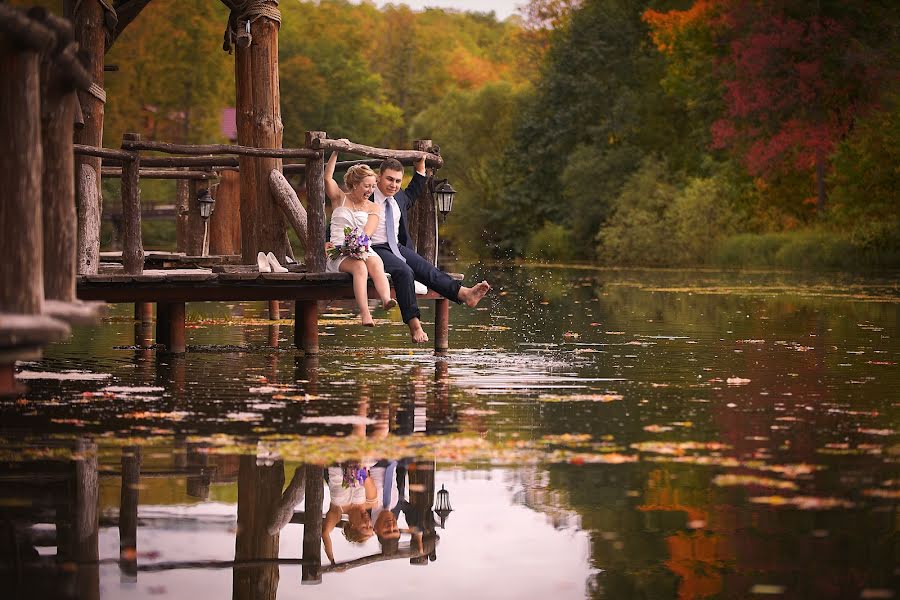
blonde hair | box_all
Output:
[344,164,376,189]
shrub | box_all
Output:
[525,222,576,262]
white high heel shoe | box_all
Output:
[266,252,288,273]
[257,251,272,273]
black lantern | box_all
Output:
[433,179,456,218]
[197,188,215,219]
[434,484,452,528]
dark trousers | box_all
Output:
[373,243,462,324]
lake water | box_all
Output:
[1,265,897,599]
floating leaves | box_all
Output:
[16,370,111,381]
[713,474,798,490]
[538,393,623,403]
[749,495,855,510]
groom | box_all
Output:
[370,156,490,343]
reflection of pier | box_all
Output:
[0,446,443,596]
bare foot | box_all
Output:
[361,314,375,327]
[408,318,428,343]
[459,280,491,308]
[382,298,397,310]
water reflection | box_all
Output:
[1,266,897,599]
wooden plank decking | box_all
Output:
[76,269,462,354]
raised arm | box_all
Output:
[324,151,343,204]
[403,155,428,206]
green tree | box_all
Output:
[410,82,523,258]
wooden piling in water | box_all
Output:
[301,463,324,584]
[119,446,141,579]
[294,300,318,355]
[435,298,450,352]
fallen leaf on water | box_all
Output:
[749,495,854,509]
[726,377,751,385]
[713,474,798,490]
[643,425,673,433]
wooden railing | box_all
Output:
[73,133,444,276]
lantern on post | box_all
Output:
[434,484,452,528]
[433,179,456,219]
[197,188,216,220]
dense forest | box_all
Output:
[15,0,900,269]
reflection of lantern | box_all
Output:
[433,179,456,218]
[434,484,452,528]
[197,188,216,219]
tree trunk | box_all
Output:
[0,37,44,314]
[815,146,827,215]
[73,0,105,271]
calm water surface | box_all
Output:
[1,265,898,599]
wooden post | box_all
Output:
[235,40,258,264]
[0,364,16,396]
[156,302,170,349]
[209,170,241,255]
[305,131,326,272]
[268,300,280,321]
[77,164,101,273]
[412,139,437,265]
[74,0,106,274]
[294,300,318,354]
[134,301,152,322]
[73,437,100,600]
[186,180,205,256]
[269,169,308,256]
[0,32,44,315]
[161,302,186,354]
[251,14,288,263]
[175,175,189,253]
[120,133,143,275]
[234,455,284,600]
[301,463,324,585]
[119,446,141,580]
[435,298,449,352]
[41,45,78,301]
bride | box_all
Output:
[324,150,396,326]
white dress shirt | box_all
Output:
[370,187,401,246]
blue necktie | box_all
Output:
[384,198,406,263]
[383,461,397,509]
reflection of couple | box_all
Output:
[322,459,412,563]
[323,148,491,342]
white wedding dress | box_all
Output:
[325,196,379,273]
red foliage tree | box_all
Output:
[647,0,891,215]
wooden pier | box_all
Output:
[1,3,460,395]
[77,270,459,354]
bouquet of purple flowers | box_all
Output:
[340,462,368,488]
[326,226,370,260]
